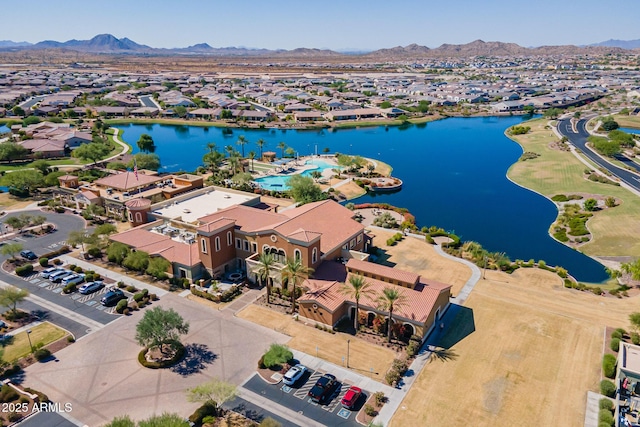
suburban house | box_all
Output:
[615,342,640,426]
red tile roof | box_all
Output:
[95,171,162,191]
[300,272,451,324]
[198,205,286,233]
[346,258,419,286]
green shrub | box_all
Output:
[552,194,569,202]
[53,258,62,265]
[34,348,51,361]
[126,285,137,293]
[364,404,378,417]
[262,344,293,369]
[67,335,75,343]
[117,281,126,288]
[0,384,19,402]
[610,338,620,352]
[62,283,77,294]
[115,299,128,314]
[615,327,626,336]
[611,330,623,340]
[599,398,613,411]
[73,266,83,273]
[600,380,616,397]
[188,401,217,424]
[603,354,616,378]
[632,332,640,345]
[385,369,401,386]
[38,257,49,267]
[133,292,146,302]
[406,340,420,358]
[598,408,614,425]
[87,246,102,258]
[374,391,387,406]
[15,264,34,277]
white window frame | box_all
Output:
[201,238,207,254]
[215,236,221,252]
[227,231,233,246]
[357,234,362,243]
[294,249,302,261]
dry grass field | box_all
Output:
[237,305,397,381]
[391,266,640,427]
[508,118,640,257]
[613,114,640,129]
[0,193,35,210]
[369,229,472,296]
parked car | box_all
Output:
[283,364,307,386]
[40,267,64,279]
[308,373,337,404]
[62,273,85,286]
[50,270,74,283]
[78,280,104,295]
[340,386,362,409]
[19,250,37,260]
[101,288,125,306]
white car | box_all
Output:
[40,267,64,279]
[283,364,307,386]
[62,273,85,286]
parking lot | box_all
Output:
[18,265,137,316]
[243,371,366,427]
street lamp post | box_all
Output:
[347,339,351,368]
[26,329,33,353]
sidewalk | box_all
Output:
[56,255,169,297]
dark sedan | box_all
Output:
[308,373,337,404]
[100,288,126,306]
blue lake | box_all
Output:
[621,127,640,135]
[115,118,609,282]
[0,125,8,133]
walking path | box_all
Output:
[56,255,169,297]
[432,244,482,304]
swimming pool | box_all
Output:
[254,158,340,191]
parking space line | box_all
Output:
[29,278,40,284]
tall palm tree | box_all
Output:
[228,156,241,175]
[206,142,216,154]
[376,287,408,343]
[256,138,266,160]
[277,141,286,159]
[340,275,375,334]
[281,258,314,314]
[248,151,256,172]
[236,135,247,158]
[255,252,275,304]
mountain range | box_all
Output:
[1,34,639,58]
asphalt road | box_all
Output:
[557,118,640,191]
[243,373,365,427]
[15,411,82,427]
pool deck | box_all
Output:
[252,156,340,189]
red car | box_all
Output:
[340,386,362,409]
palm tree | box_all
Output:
[228,156,241,175]
[310,170,322,182]
[376,287,408,343]
[224,145,234,157]
[206,142,216,154]
[281,258,314,314]
[277,141,286,159]
[236,135,247,158]
[256,138,266,160]
[340,275,375,333]
[248,151,256,172]
[255,252,275,304]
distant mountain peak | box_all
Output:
[589,38,640,49]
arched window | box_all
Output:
[312,247,318,264]
[215,236,221,252]
[128,211,133,221]
[262,244,269,254]
[201,238,208,254]
[135,212,142,223]
[227,231,232,246]
[294,249,302,262]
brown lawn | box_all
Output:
[237,305,397,381]
[0,193,36,210]
[368,229,472,296]
[391,267,640,427]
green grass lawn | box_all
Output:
[1,322,67,362]
[508,118,640,257]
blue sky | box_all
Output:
[3,0,639,50]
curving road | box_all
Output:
[557,118,640,192]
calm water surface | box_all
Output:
[115,118,608,282]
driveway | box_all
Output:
[23,294,289,426]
